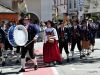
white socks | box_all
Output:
[16,53,20,61]
[71,51,74,58]
[21,59,25,69]
[31,58,37,65]
[67,54,69,59]
[80,51,82,56]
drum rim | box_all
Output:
[8,25,17,47]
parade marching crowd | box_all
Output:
[0,14,98,72]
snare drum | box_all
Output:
[8,25,28,47]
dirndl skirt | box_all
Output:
[81,40,90,49]
[43,40,61,63]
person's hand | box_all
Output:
[33,38,37,43]
[0,43,4,48]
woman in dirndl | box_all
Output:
[81,20,91,56]
[43,20,62,66]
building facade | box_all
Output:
[84,0,100,18]
[67,0,84,21]
[67,0,78,18]
[52,0,68,21]
[0,0,53,22]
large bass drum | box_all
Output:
[8,25,28,47]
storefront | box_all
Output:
[0,5,19,23]
[0,13,19,23]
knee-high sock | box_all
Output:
[67,54,69,59]
[4,50,8,57]
[16,53,20,61]
[31,58,37,65]
[11,50,14,55]
[26,51,30,58]
[92,46,94,50]
[71,51,74,58]
[90,45,93,50]
[82,49,85,55]
[80,51,82,56]
[21,59,25,69]
[1,56,5,62]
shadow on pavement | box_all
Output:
[0,72,19,75]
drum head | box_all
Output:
[13,25,28,46]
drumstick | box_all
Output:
[24,40,34,47]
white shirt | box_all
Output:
[44,28,58,43]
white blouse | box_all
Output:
[44,28,58,43]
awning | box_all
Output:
[0,4,16,13]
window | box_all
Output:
[69,0,72,9]
[12,0,18,11]
[74,0,77,8]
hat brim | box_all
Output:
[24,18,30,20]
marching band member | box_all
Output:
[3,23,13,56]
[70,19,82,60]
[19,16,39,72]
[88,19,97,52]
[0,26,5,66]
[43,20,62,66]
[57,22,70,62]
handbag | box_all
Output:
[48,36,54,43]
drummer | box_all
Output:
[3,23,13,55]
[19,16,39,72]
[0,26,5,66]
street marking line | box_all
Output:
[71,67,100,71]
[18,73,23,75]
[18,67,59,75]
[51,67,59,75]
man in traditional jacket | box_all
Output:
[57,22,70,62]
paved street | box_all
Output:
[56,39,100,75]
[0,39,100,75]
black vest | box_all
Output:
[58,27,69,42]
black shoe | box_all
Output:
[53,62,56,65]
[80,56,83,59]
[34,65,38,70]
[57,61,62,65]
[26,57,31,62]
[52,61,56,66]
[87,53,90,56]
[81,54,85,57]
[2,61,6,66]
[71,58,74,61]
[67,58,70,62]
[19,68,25,72]
[16,60,20,64]
[92,49,94,52]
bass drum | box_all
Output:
[8,25,28,47]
